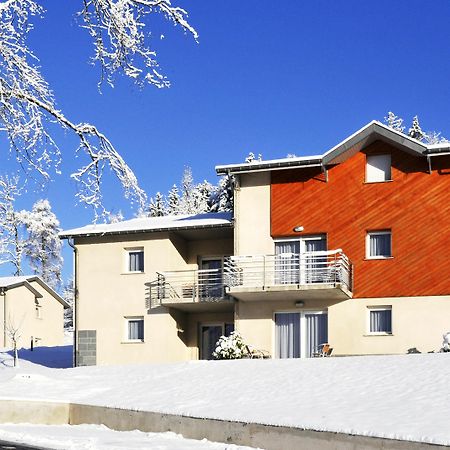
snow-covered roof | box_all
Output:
[216,120,442,175]
[60,212,233,239]
[0,276,68,308]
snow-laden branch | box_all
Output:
[80,0,198,88]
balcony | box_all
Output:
[147,268,234,312]
[223,249,353,301]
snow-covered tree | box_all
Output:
[384,112,405,133]
[209,175,233,213]
[423,130,450,145]
[0,175,28,275]
[23,199,63,289]
[167,184,180,215]
[106,210,124,223]
[244,152,263,163]
[408,116,425,141]
[0,0,197,219]
[62,278,74,330]
[149,192,167,217]
[179,167,196,214]
[193,180,213,214]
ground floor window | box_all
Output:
[275,311,328,358]
[200,322,234,360]
[125,317,144,341]
[368,307,392,334]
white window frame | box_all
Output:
[366,230,392,259]
[124,247,144,273]
[367,306,392,335]
[124,316,144,342]
[365,154,392,183]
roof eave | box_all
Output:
[59,221,234,240]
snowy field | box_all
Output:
[0,347,450,447]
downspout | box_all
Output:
[0,287,6,347]
[67,238,78,367]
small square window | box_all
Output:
[126,317,144,341]
[366,154,391,183]
[366,231,392,259]
[127,248,144,272]
[368,307,392,334]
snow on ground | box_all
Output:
[0,424,256,450]
[1,348,450,446]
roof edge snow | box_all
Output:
[216,120,430,175]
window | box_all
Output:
[366,231,392,259]
[35,299,42,319]
[366,154,391,183]
[368,307,392,334]
[126,317,144,341]
[126,248,144,272]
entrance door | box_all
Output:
[275,311,328,358]
[200,323,234,360]
[304,236,327,283]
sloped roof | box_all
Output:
[0,276,69,308]
[216,120,436,175]
[60,212,233,239]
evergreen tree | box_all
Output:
[23,199,63,289]
[408,116,425,141]
[167,185,181,215]
[149,192,167,217]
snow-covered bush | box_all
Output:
[442,332,450,352]
[213,331,248,360]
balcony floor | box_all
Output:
[226,283,352,301]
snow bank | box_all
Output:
[0,351,450,446]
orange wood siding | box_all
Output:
[271,141,450,298]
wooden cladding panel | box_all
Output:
[271,141,450,298]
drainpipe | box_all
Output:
[67,238,78,367]
[0,287,6,347]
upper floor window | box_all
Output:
[366,154,391,183]
[126,248,144,272]
[366,231,392,259]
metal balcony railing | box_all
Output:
[148,268,226,308]
[223,249,352,292]
[147,250,352,308]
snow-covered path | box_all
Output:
[0,348,450,446]
[0,424,257,450]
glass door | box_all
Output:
[303,236,327,283]
[275,241,300,284]
[200,258,223,299]
[275,311,328,358]
[200,325,224,360]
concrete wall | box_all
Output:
[0,283,64,348]
[0,400,444,450]
[234,173,273,255]
[75,232,233,365]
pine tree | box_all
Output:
[408,116,425,141]
[149,192,167,217]
[23,199,63,289]
[193,181,213,214]
[167,185,181,215]
[62,278,74,329]
[179,167,195,214]
[210,175,234,213]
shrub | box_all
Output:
[213,331,248,360]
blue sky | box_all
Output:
[2,0,450,281]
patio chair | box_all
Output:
[245,344,271,359]
[312,343,333,357]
